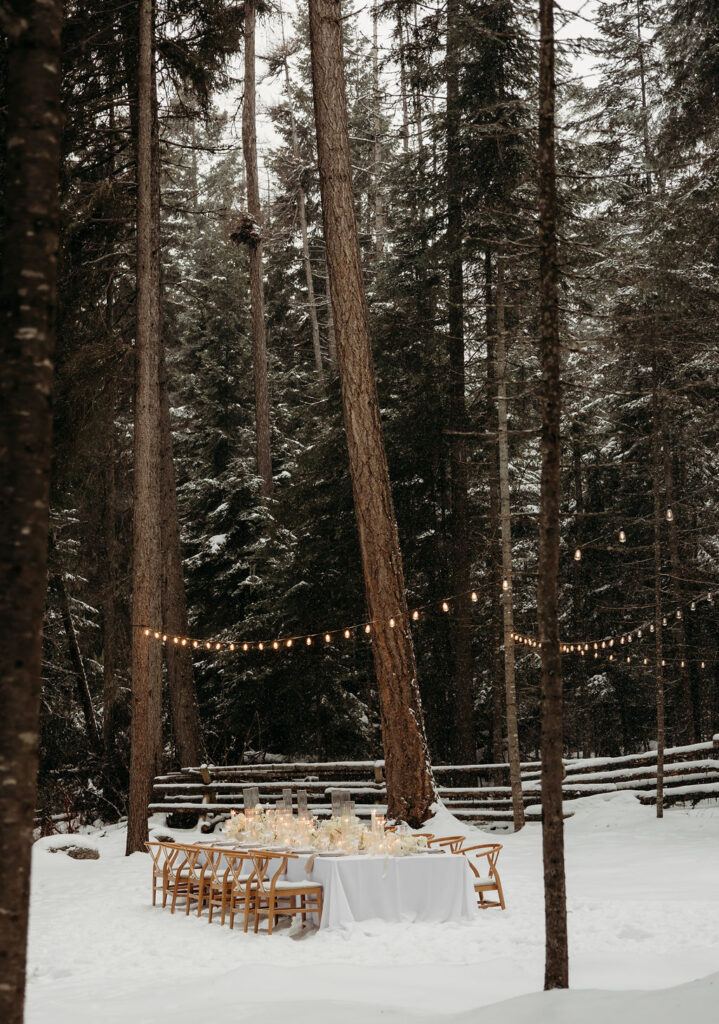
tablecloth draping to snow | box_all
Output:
[285,851,478,930]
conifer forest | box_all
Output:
[2,1,719,1021]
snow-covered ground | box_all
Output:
[26,793,719,1023]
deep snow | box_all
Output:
[26,793,719,1023]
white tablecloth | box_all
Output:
[285,852,478,930]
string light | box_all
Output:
[618,529,626,543]
[666,508,674,521]
[138,583,718,659]
[574,548,582,561]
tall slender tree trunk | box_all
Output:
[280,8,323,376]
[396,9,410,152]
[50,549,102,754]
[485,251,505,771]
[308,0,436,826]
[0,5,63,1021]
[651,365,665,817]
[126,0,164,856]
[537,0,568,990]
[445,0,475,763]
[102,279,120,758]
[660,410,694,742]
[325,264,337,364]
[495,255,525,829]
[572,429,589,755]
[159,347,204,767]
[372,0,385,256]
[242,0,272,497]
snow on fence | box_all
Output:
[149,738,719,828]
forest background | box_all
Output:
[22,0,719,822]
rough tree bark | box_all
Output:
[537,0,569,990]
[308,0,436,825]
[445,0,476,763]
[396,8,410,152]
[0,4,63,1021]
[242,0,273,497]
[495,255,525,829]
[126,0,164,856]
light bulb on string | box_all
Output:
[364,624,371,634]
[325,633,331,643]
[663,617,667,626]
[574,548,582,561]
[243,643,249,652]
[344,629,351,639]
[193,640,198,648]
[144,628,150,637]
[205,641,211,650]
[701,661,706,669]
[173,636,179,644]
[306,636,312,646]
[708,592,714,604]
[691,602,696,611]
[154,632,160,639]
[471,591,478,602]
[286,639,293,648]
[215,642,221,650]
[412,610,420,621]
[441,601,449,612]
[619,529,626,543]
[502,577,510,591]
[272,642,279,650]
[258,642,264,651]
[229,643,235,651]
[666,508,674,521]
[650,624,655,632]
[162,635,167,642]
[182,638,188,647]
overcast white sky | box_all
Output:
[216,0,600,194]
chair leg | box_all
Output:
[267,895,275,936]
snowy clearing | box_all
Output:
[26,793,719,1023]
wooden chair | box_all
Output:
[204,848,255,927]
[225,850,263,932]
[165,844,205,915]
[146,842,171,906]
[461,843,506,909]
[194,845,229,921]
[427,835,465,853]
[249,851,323,935]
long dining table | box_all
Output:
[191,840,478,930]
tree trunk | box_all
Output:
[537,0,568,990]
[572,428,589,756]
[660,410,695,742]
[242,0,273,497]
[152,79,204,770]
[0,5,63,1022]
[445,0,476,763]
[651,367,665,818]
[159,345,204,767]
[372,0,385,256]
[325,264,337,364]
[51,554,102,754]
[495,255,525,830]
[308,0,436,826]
[396,9,410,153]
[126,0,164,856]
[102,279,120,759]
[485,251,505,771]
[280,10,323,376]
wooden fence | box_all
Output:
[149,736,719,830]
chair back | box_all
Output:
[461,843,503,879]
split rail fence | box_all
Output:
[150,736,719,830]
